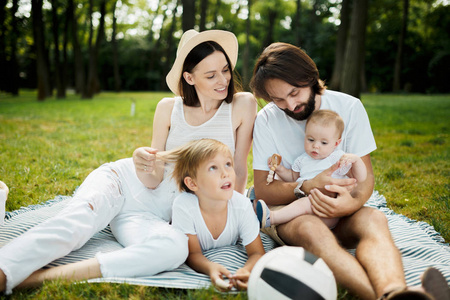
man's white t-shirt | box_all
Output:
[253,90,377,172]
[171,191,260,251]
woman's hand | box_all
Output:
[133,147,159,173]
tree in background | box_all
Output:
[329,0,350,90]
[393,0,409,92]
[1,0,449,99]
[340,0,368,99]
[32,0,52,101]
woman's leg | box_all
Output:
[17,258,101,289]
[0,165,124,294]
[96,214,188,278]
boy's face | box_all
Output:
[186,151,235,202]
[304,122,341,160]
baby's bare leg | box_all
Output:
[271,197,313,225]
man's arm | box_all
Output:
[308,154,374,218]
[254,169,298,205]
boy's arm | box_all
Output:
[185,234,233,290]
[232,236,265,290]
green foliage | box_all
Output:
[0,91,448,298]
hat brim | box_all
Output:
[166,30,238,96]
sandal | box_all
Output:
[421,267,450,300]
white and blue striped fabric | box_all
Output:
[0,191,448,289]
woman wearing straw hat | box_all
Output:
[0,29,257,294]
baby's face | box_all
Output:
[304,123,340,160]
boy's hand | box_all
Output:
[230,268,251,290]
[209,264,232,291]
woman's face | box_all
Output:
[184,51,231,102]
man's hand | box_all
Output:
[308,185,362,218]
[303,163,357,197]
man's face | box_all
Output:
[264,78,316,121]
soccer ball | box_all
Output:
[248,246,337,300]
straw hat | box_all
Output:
[166,29,238,96]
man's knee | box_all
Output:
[358,207,389,229]
[279,215,334,246]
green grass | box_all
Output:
[0,91,449,299]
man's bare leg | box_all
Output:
[277,214,377,300]
[17,258,102,289]
[335,207,406,297]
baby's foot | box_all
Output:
[256,200,271,229]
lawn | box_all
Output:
[0,91,448,299]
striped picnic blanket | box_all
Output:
[1,191,449,288]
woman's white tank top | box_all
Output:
[165,97,235,154]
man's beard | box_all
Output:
[282,90,316,121]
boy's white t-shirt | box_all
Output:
[253,90,377,172]
[171,191,260,252]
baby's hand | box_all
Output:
[338,154,357,168]
[267,154,282,170]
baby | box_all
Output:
[257,109,367,229]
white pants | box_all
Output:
[0,162,188,294]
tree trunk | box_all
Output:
[68,0,85,95]
[340,0,368,99]
[161,0,179,90]
[0,0,7,93]
[242,0,251,90]
[32,0,52,101]
[85,0,106,98]
[393,0,409,92]
[181,0,195,32]
[329,0,351,91]
[61,0,69,96]
[199,0,207,31]
[263,9,277,48]
[213,0,221,27]
[305,0,319,54]
[293,0,301,47]
[112,0,121,92]
[9,0,19,95]
[51,0,65,98]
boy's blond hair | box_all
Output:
[157,139,233,193]
[306,109,345,138]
